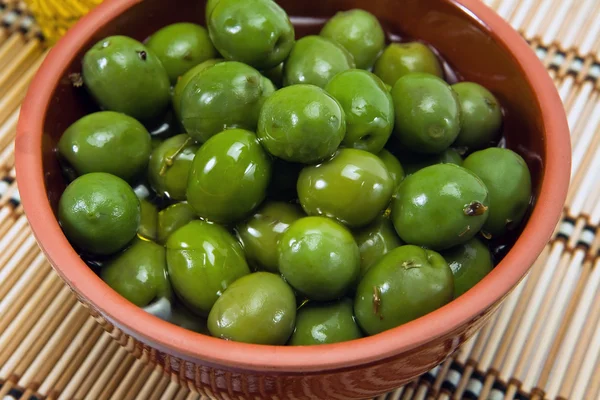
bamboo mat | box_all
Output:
[0,0,599,399]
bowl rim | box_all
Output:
[15,0,570,372]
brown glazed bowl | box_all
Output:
[16,0,570,398]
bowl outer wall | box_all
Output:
[15,0,570,373]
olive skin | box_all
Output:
[354,245,454,335]
[257,84,346,164]
[289,298,362,345]
[319,9,385,70]
[166,220,250,316]
[208,0,295,70]
[180,61,274,143]
[452,82,503,150]
[377,149,405,187]
[398,147,463,177]
[441,238,493,298]
[297,149,395,227]
[58,111,151,182]
[391,164,489,250]
[148,134,199,201]
[157,202,197,245]
[391,73,461,154]
[186,129,271,224]
[145,23,217,83]
[373,42,443,87]
[325,70,394,154]
[353,216,403,279]
[463,148,531,236]
[58,172,140,256]
[82,36,171,121]
[138,199,158,241]
[278,216,360,301]
[236,201,304,273]
[100,238,172,307]
[208,272,296,345]
[283,36,355,88]
[172,58,223,122]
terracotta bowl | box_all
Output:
[15,0,570,398]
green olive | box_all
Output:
[354,245,453,335]
[297,149,394,228]
[278,216,360,301]
[289,298,362,345]
[463,148,531,236]
[236,201,304,273]
[208,272,296,345]
[148,134,199,201]
[82,36,171,121]
[186,129,272,224]
[441,238,493,298]
[156,202,197,245]
[391,163,489,250]
[138,199,158,241]
[166,220,250,315]
[353,216,403,279]
[100,238,171,307]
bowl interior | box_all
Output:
[21,0,566,372]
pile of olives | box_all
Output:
[56,0,532,345]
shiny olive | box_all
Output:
[391,163,489,250]
[139,199,158,241]
[208,272,296,344]
[57,111,151,182]
[236,201,304,273]
[208,0,295,69]
[441,238,493,298]
[354,245,454,335]
[100,238,171,307]
[289,298,362,345]
[373,42,443,87]
[353,216,403,279]
[325,69,394,154]
[463,148,531,236]
[319,9,385,70]
[166,220,250,315]
[279,216,360,301]
[157,202,197,245]
[82,36,171,121]
[58,172,140,256]
[283,35,355,88]
[145,22,217,83]
[452,82,503,150]
[172,58,223,122]
[391,72,461,154]
[148,134,199,201]
[257,84,346,164]
[297,149,395,227]
[186,129,272,224]
[180,61,274,143]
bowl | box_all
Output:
[15,0,570,398]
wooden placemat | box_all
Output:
[0,1,599,399]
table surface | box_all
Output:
[0,0,599,399]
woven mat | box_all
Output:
[0,1,599,399]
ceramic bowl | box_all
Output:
[15,0,570,398]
